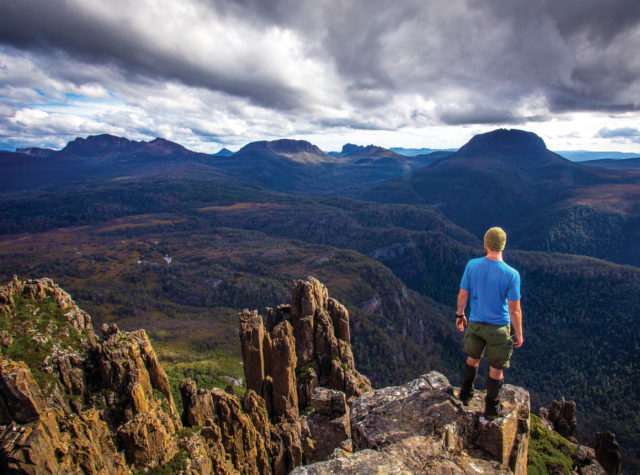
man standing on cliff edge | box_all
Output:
[456,227,524,420]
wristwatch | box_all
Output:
[455,313,465,320]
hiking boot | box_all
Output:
[483,397,504,420]
[458,388,474,405]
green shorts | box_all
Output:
[463,321,515,370]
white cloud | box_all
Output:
[0,0,639,152]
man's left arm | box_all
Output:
[509,299,523,348]
[508,272,523,348]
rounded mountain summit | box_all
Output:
[360,128,610,236]
[458,128,548,154]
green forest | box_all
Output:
[0,172,638,471]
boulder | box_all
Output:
[310,387,347,416]
[0,330,12,347]
[117,411,178,467]
[0,358,47,423]
[579,461,608,475]
[540,397,577,438]
[180,379,216,427]
[571,443,597,466]
[306,388,351,462]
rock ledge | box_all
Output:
[293,372,530,475]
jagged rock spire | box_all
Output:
[240,276,371,419]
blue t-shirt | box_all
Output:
[460,257,521,326]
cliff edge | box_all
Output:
[0,276,609,474]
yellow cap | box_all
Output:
[484,227,506,251]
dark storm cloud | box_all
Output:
[0,0,639,128]
[437,104,524,126]
[0,0,306,110]
[535,0,640,44]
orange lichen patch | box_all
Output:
[198,202,287,212]
[572,183,640,210]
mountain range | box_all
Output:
[1,128,639,471]
[6,128,640,266]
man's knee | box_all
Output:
[466,356,481,367]
[489,366,504,380]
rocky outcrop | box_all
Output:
[180,379,216,427]
[89,326,180,425]
[540,397,578,440]
[292,372,531,475]
[235,277,373,472]
[569,443,606,475]
[289,278,369,404]
[538,399,621,475]
[590,431,621,475]
[240,277,371,414]
[179,378,304,475]
[0,359,47,424]
[1,275,88,318]
[0,277,179,474]
[210,387,270,474]
[291,449,412,475]
[0,276,367,475]
[2,275,621,475]
[0,361,132,474]
[173,279,371,475]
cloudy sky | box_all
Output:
[1,0,639,153]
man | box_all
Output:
[455,227,524,420]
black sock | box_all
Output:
[461,363,478,393]
[486,376,503,401]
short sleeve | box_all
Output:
[460,263,471,291]
[507,271,521,301]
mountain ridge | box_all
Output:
[15,146,57,157]
[359,128,640,265]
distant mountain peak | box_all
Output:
[338,144,397,158]
[459,129,547,154]
[62,134,134,154]
[341,143,364,155]
[15,147,56,157]
[215,148,234,157]
[241,139,325,156]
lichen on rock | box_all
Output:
[0,275,611,475]
[0,277,180,474]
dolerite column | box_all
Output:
[290,277,328,369]
[327,297,350,345]
[239,309,265,395]
[270,321,299,422]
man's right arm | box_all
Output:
[508,299,524,348]
[456,289,469,331]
